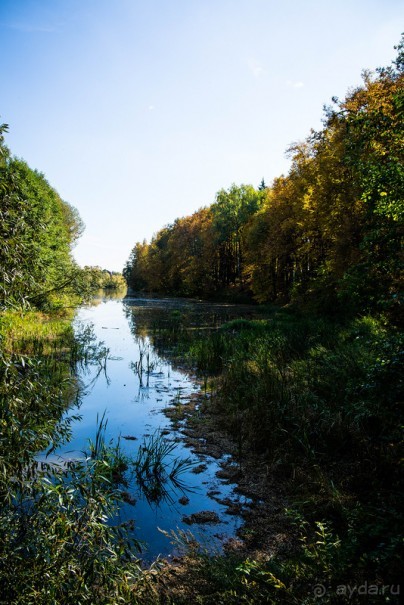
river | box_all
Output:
[45,294,256,561]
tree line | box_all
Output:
[81,266,127,291]
[0,127,125,310]
[0,124,85,309]
[124,40,403,322]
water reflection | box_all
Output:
[53,295,254,560]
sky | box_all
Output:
[1,1,403,272]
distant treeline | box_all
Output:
[81,266,126,291]
[124,41,403,321]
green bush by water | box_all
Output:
[0,311,146,604]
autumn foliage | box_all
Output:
[124,42,403,321]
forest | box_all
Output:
[120,39,403,603]
[0,37,402,605]
[124,45,402,325]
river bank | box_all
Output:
[1,297,402,604]
[133,305,403,604]
[163,390,293,550]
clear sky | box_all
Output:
[1,1,402,272]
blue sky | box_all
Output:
[1,0,403,271]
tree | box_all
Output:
[0,135,84,309]
[211,184,263,290]
[335,49,404,318]
[122,37,403,316]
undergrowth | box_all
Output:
[0,310,145,604]
[144,308,403,603]
[1,304,402,603]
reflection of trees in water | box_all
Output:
[86,288,128,306]
[123,298,256,371]
[73,322,111,393]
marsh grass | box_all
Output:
[85,415,196,506]
[138,307,403,599]
[133,431,195,505]
[0,309,148,604]
[130,339,157,387]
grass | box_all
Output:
[133,430,195,505]
[0,309,146,604]
[1,302,402,603]
[138,307,403,603]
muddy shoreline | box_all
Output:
[163,390,295,561]
[144,389,300,601]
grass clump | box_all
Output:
[133,431,195,505]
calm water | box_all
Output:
[47,294,256,561]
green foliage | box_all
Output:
[0,312,145,604]
[0,121,9,163]
[211,184,264,289]
[335,61,404,320]
[124,186,263,299]
[82,266,127,291]
[0,458,142,605]
[154,520,351,604]
[1,35,403,603]
[0,154,86,310]
[147,307,402,599]
[0,124,93,312]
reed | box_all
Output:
[133,430,195,504]
[0,309,146,603]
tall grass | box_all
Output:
[133,431,195,504]
[146,308,403,597]
[0,310,146,604]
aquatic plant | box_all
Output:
[133,431,195,504]
[130,339,156,386]
[0,311,146,603]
